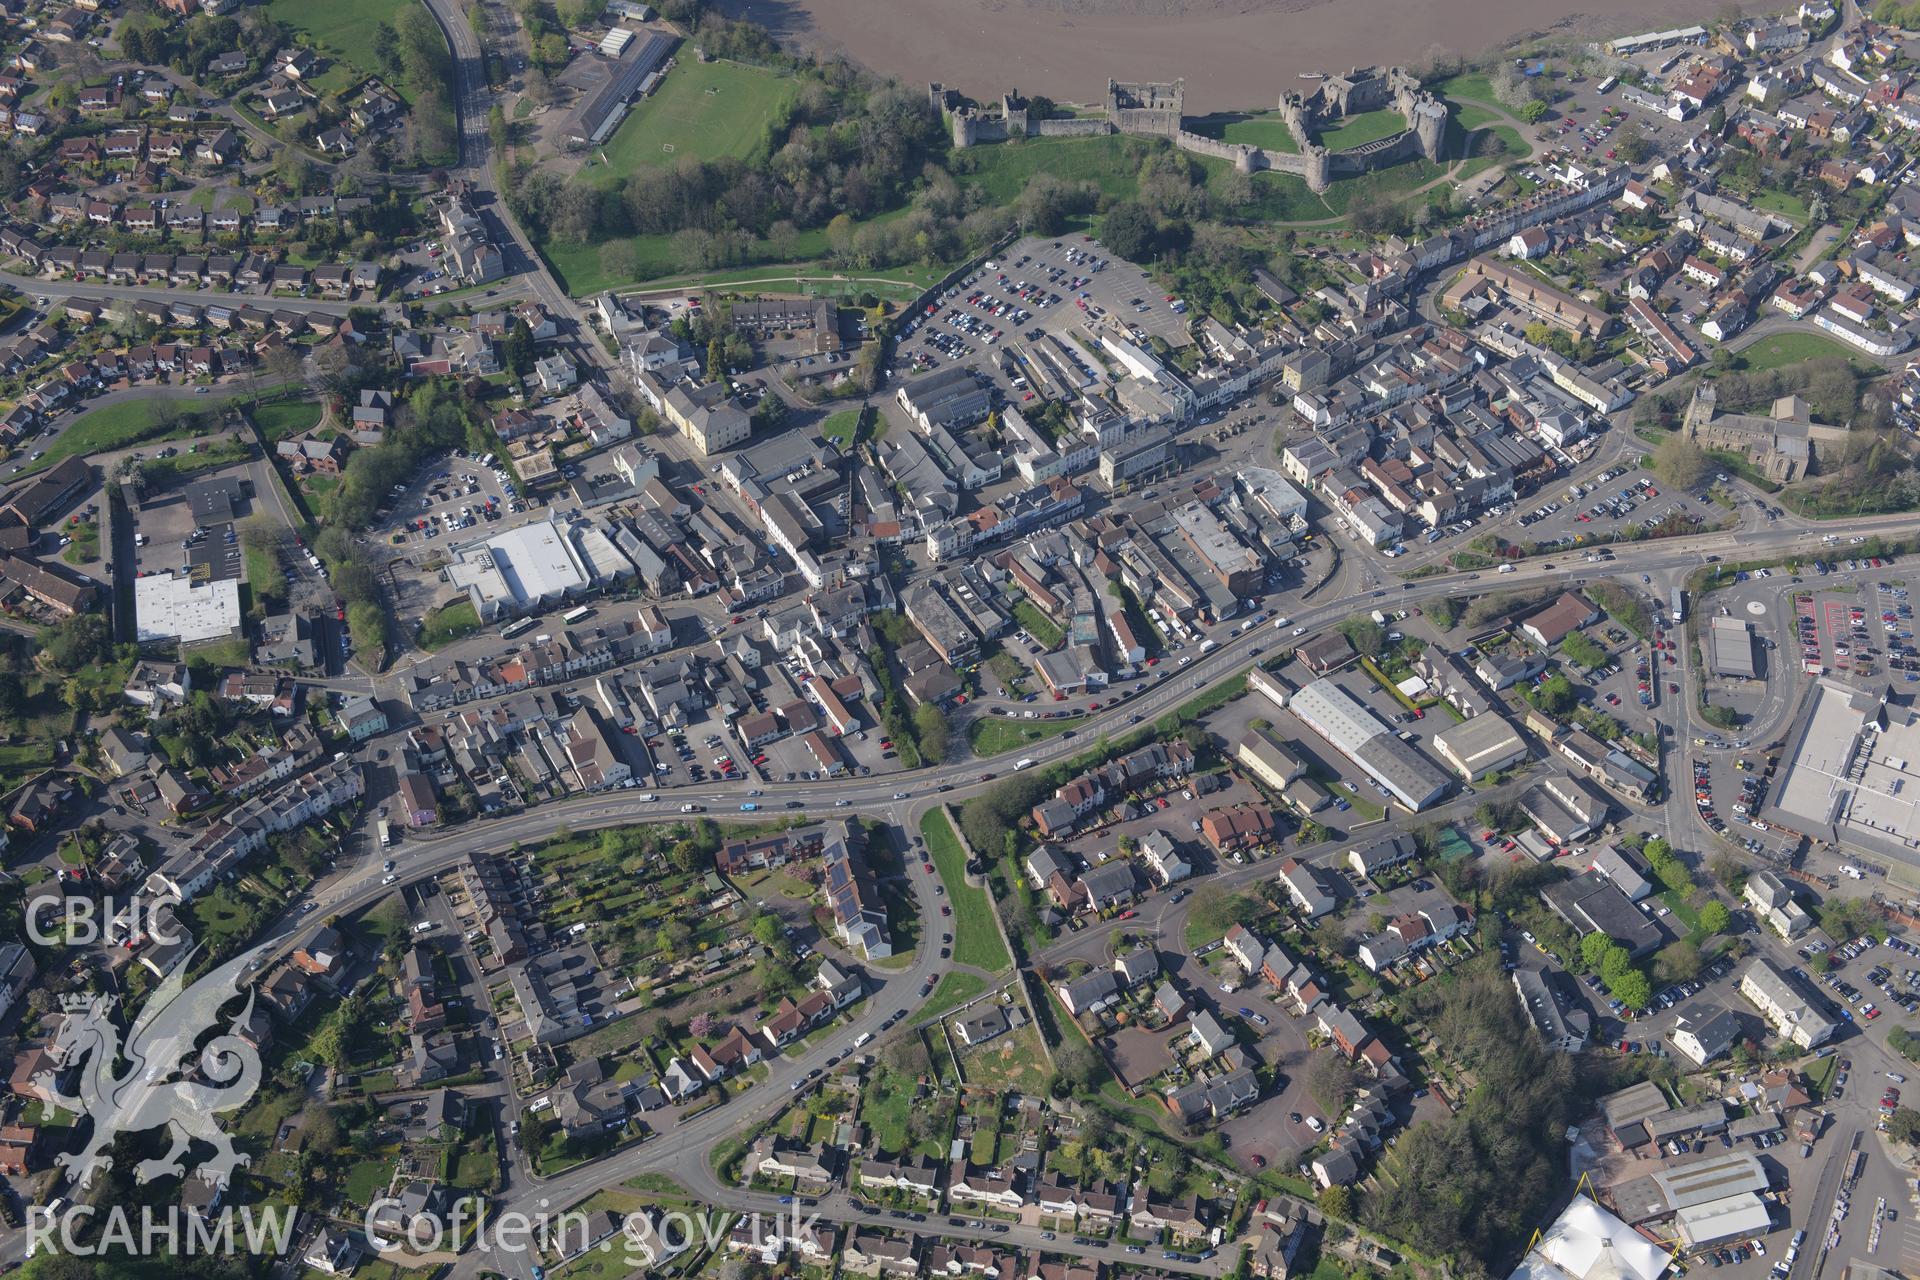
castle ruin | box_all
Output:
[939,66,1448,194]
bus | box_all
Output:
[500,617,537,640]
[1596,75,1618,94]
[1671,587,1686,624]
[563,606,594,625]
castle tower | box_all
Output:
[1302,145,1332,193]
[1002,90,1030,138]
[1412,97,1447,163]
[1278,95,1313,154]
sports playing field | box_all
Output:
[595,59,796,176]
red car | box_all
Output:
[1117,910,1137,921]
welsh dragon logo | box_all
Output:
[35,945,269,1190]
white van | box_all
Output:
[636,792,657,803]
[1200,638,1218,653]
[1272,616,1291,629]
[1014,757,1036,771]
[853,1032,873,1048]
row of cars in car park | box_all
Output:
[1575,477,1662,524]
[1795,934,1905,1024]
[1874,580,1918,680]
[1760,1229,1810,1278]
[1699,1238,1765,1268]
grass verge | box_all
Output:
[919,808,1012,973]
[967,713,1088,757]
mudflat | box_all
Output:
[718,0,1721,112]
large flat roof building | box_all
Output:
[1432,713,1527,781]
[1765,679,1920,868]
[134,572,241,645]
[446,519,591,621]
[1287,677,1451,811]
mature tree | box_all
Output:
[1490,61,1539,111]
[1709,853,1748,893]
[1698,901,1732,935]
[1615,124,1653,164]
[1653,940,1701,985]
[1519,99,1549,123]
[1319,1185,1354,1220]
[1652,433,1711,490]
[1101,202,1159,262]
[913,702,950,764]
[749,913,783,948]
[1531,671,1578,717]
[1610,968,1652,1011]
[503,317,536,378]
[654,918,692,959]
[1307,1052,1358,1113]
[1336,617,1384,660]
[1051,1039,1102,1097]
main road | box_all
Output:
[418,0,617,379]
[160,513,1915,1271]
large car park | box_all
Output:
[1517,470,1718,554]
[384,451,523,547]
[895,235,1195,396]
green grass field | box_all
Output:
[1186,111,1300,154]
[264,0,417,84]
[418,598,481,649]
[20,398,216,476]
[594,60,795,178]
[253,398,323,442]
[1453,104,1503,131]
[1739,332,1863,371]
[956,134,1149,204]
[919,809,1011,973]
[1746,187,1809,223]
[966,712,1088,757]
[1316,108,1408,151]
[1433,73,1501,109]
[540,212,938,296]
[921,971,990,1022]
[820,409,862,448]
